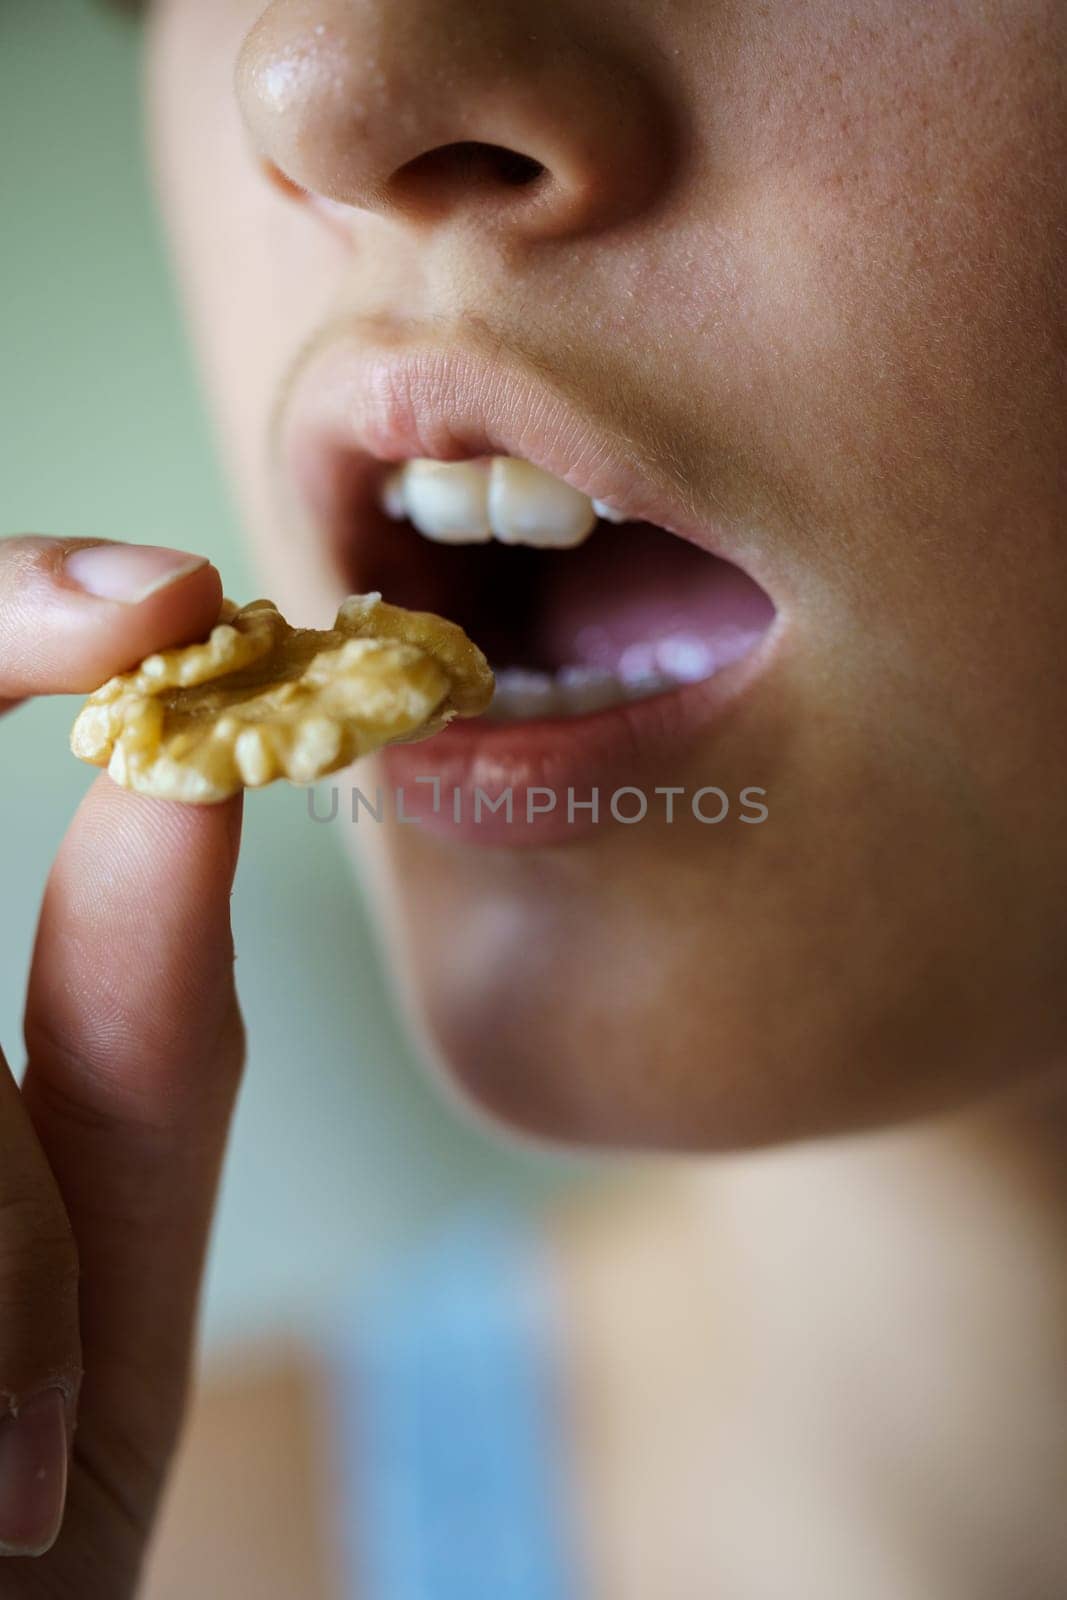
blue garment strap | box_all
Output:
[330,1214,577,1600]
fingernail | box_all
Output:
[64,543,208,606]
[0,1389,69,1557]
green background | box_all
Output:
[0,0,584,1348]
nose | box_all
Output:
[236,0,671,239]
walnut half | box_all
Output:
[70,594,494,803]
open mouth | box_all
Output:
[330,455,777,725]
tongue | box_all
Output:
[533,524,775,681]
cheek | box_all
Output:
[146,6,263,440]
[627,0,1067,735]
[742,6,1066,532]
[146,1,342,611]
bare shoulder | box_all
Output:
[142,1341,346,1600]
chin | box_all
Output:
[393,957,840,1154]
[369,836,837,1155]
[367,806,1067,1156]
[407,972,1058,1156]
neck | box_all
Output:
[558,1084,1067,1596]
[692,1086,1067,1575]
[701,1081,1067,1354]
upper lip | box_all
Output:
[275,314,780,596]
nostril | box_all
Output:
[238,5,672,240]
[256,144,548,232]
[485,150,546,189]
[393,141,547,207]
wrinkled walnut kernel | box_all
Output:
[70,594,494,803]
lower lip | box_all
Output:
[377,626,782,847]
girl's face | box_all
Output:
[147,0,1066,1149]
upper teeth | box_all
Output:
[399,460,493,544]
[380,457,608,549]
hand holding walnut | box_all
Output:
[0,534,246,1594]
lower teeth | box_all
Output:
[485,664,680,722]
